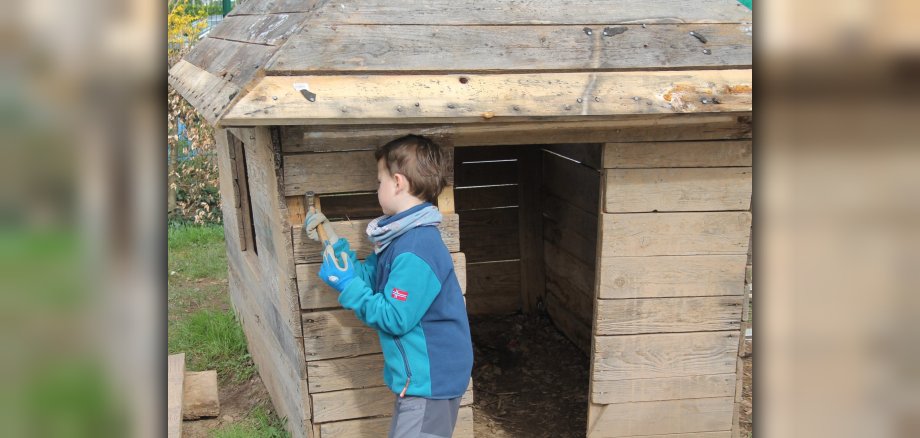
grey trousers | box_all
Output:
[388,395,461,438]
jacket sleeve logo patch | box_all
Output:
[391,288,408,301]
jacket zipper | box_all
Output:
[394,336,412,397]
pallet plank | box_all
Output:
[588,397,734,437]
[543,150,601,214]
[284,151,378,196]
[604,140,752,168]
[593,332,739,381]
[167,353,185,438]
[592,373,736,404]
[302,310,382,361]
[459,208,520,263]
[596,296,743,335]
[604,167,752,213]
[598,254,747,299]
[465,261,521,315]
[601,212,751,256]
[455,185,519,211]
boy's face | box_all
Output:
[376,159,399,216]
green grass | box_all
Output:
[211,405,290,438]
[168,223,228,281]
[168,309,254,383]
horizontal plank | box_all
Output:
[230,0,322,15]
[222,70,753,125]
[454,185,518,211]
[601,212,751,256]
[543,150,601,214]
[302,310,382,361]
[269,24,751,74]
[544,242,595,327]
[465,261,521,315]
[312,0,753,25]
[604,167,752,213]
[543,207,598,268]
[298,253,467,311]
[545,291,591,354]
[604,140,752,168]
[592,373,736,405]
[183,37,275,88]
[455,160,518,187]
[459,208,520,262]
[277,113,751,152]
[308,354,386,394]
[312,386,393,423]
[542,143,603,170]
[454,145,521,162]
[284,151,377,196]
[588,397,734,437]
[542,192,599,258]
[596,296,743,335]
[168,60,241,126]
[598,255,747,299]
[593,332,738,380]
[207,13,308,45]
[293,214,460,263]
[318,406,474,438]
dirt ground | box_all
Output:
[470,313,589,438]
[741,338,753,437]
[182,375,273,437]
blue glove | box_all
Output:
[318,244,356,292]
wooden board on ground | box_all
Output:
[298,252,467,311]
[595,296,743,335]
[302,310,382,361]
[604,140,752,168]
[293,214,460,263]
[600,212,752,257]
[167,353,185,438]
[465,260,521,315]
[598,254,747,299]
[587,397,734,437]
[182,370,220,420]
[592,373,736,405]
[604,167,752,213]
[593,332,739,381]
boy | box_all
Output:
[304,135,473,438]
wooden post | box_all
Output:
[518,146,545,313]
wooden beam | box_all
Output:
[465,260,522,315]
[167,353,185,438]
[604,167,752,213]
[311,0,753,25]
[592,373,736,404]
[277,113,752,152]
[604,140,752,168]
[221,70,752,125]
[183,37,275,88]
[207,13,309,45]
[268,24,751,74]
[168,60,241,126]
[593,332,738,380]
[302,309,382,361]
[587,397,734,437]
[598,254,747,299]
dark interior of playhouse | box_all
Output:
[318,143,602,437]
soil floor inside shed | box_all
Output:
[470,313,590,438]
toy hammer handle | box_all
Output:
[305,191,329,242]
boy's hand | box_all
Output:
[304,208,340,244]
[318,246,356,292]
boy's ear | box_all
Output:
[394,173,408,193]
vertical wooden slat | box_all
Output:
[518,146,545,312]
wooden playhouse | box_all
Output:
[168,1,753,437]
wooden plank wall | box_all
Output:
[587,139,752,438]
[281,137,474,437]
[215,128,310,438]
[540,146,603,355]
[454,146,522,315]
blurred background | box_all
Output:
[0,0,917,437]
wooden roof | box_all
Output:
[168,0,752,126]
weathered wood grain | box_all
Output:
[208,13,309,45]
[277,114,752,152]
[284,151,377,196]
[545,291,592,354]
[588,397,734,437]
[544,241,595,327]
[598,254,747,299]
[604,167,752,212]
[222,70,753,125]
[293,214,459,263]
[601,212,752,256]
[229,0,322,15]
[592,373,736,404]
[313,0,752,25]
[182,370,220,420]
[269,24,751,74]
[593,332,739,380]
[459,208,520,263]
[184,37,275,88]
[312,386,393,423]
[465,260,521,315]
[168,60,242,125]
[596,296,743,335]
[297,252,467,311]
[542,192,600,266]
[604,140,752,168]
[455,185,519,211]
[302,309,382,361]
[167,353,185,438]
[455,160,519,187]
[307,354,386,393]
[543,149,601,214]
[543,143,604,170]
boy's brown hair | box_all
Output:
[375,135,447,203]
